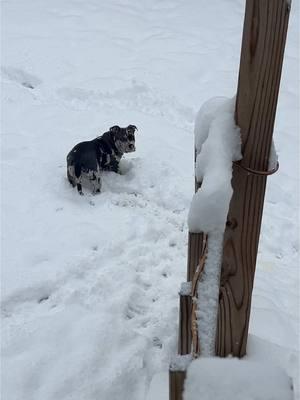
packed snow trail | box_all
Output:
[1,0,299,399]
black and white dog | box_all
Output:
[67,125,137,194]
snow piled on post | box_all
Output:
[189,96,242,233]
[188,97,242,356]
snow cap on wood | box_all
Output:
[188,97,242,234]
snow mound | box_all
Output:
[184,358,293,400]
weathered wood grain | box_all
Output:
[216,0,291,357]
[169,370,186,400]
[187,232,206,282]
[178,292,192,355]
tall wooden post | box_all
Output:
[216,0,291,357]
[169,0,291,398]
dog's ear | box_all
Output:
[109,125,120,133]
[127,125,138,132]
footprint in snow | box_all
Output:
[1,283,55,317]
[1,66,42,89]
[152,337,163,349]
[38,295,50,303]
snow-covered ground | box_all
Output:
[1,1,299,399]
[184,358,293,400]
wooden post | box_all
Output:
[178,283,192,355]
[187,232,205,282]
[169,355,192,400]
[170,0,291,397]
[169,371,186,400]
[216,0,291,357]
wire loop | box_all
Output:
[233,161,279,176]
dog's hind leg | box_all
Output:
[73,173,83,195]
[67,172,76,187]
[74,164,84,195]
[67,166,76,187]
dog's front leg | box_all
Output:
[77,183,83,195]
[109,157,121,174]
[92,169,101,194]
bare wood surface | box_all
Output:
[216,0,291,357]
[190,237,207,356]
[169,370,186,400]
[187,232,206,282]
[178,293,192,355]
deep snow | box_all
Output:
[184,358,293,400]
[1,0,299,399]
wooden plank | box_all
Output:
[169,370,186,400]
[178,284,192,355]
[216,0,291,357]
[187,232,206,282]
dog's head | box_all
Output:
[110,125,137,153]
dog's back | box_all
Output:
[67,139,100,194]
[67,140,98,173]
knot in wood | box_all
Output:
[226,218,238,230]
